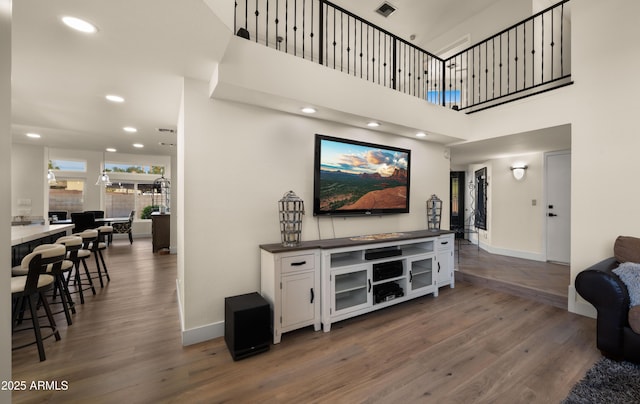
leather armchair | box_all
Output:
[575,257,640,363]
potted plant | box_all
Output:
[141,205,160,219]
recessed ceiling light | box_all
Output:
[301,107,317,114]
[123,126,137,133]
[61,16,98,33]
[26,133,41,139]
[133,143,144,148]
[416,132,427,137]
[367,121,381,127]
[105,94,125,103]
[106,148,117,152]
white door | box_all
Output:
[545,151,571,263]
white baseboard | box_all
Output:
[182,321,225,346]
[479,242,546,262]
[176,278,185,331]
[568,285,596,318]
[176,279,225,346]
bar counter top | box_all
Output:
[11,223,75,246]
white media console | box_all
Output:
[260,230,454,343]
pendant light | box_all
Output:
[95,152,112,186]
[46,148,57,185]
[47,169,57,185]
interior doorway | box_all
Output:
[450,171,465,238]
[545,150,571,264]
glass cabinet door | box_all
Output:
[331,266,371,316]
[408,256,435,294]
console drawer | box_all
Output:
[281,254,315,273]
[437,234,454,249]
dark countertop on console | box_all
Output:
[260,229,455,254]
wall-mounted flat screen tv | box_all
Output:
[313,134,411,216]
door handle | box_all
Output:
[409,270,413,283]
[368,279,372,293]
[310,288,314,304]
[548,213,558,217]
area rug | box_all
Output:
[562,357,640,403]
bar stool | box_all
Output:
[73,229,107,289]
[11,244,65,361]
[90,226,112,287]
[98,224,113,246]
[62,232,97,303]
[32,244,75,326]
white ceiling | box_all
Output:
[10,0,567,163]
[449,125,571,166]
[11,0,228,155]
[331,0,505,48]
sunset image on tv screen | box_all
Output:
[318,138,409,212]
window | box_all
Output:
[427,90,461,105]
[104,182,155,219]
[49,159,86,172]
[475,168,488,230]
[49,179,85,213]
[105,163,164,175]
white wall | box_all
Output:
[487,153,544,259]
[567,0,640,315]
[214,36,471,143]
[179,77,450,344]
[455,0,640,316]
[425,0,531,56]
[11,143,44,219]
[0,0,11,395]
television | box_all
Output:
[313,134,411,216]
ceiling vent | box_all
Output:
[375,2,397,18]
[157,128,176,134]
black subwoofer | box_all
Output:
[224,292,271,360]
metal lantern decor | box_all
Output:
[278,190,305,247]
[426,194,442,231]
[153,174,171,214]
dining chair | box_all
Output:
[70,212,97,232]
[112,210,135,244]
[84,210,105,219]
[48,210,68,221]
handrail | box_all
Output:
[321,0,443,62]
[234,0,571,112]
[443,0,570,111]
[448,0,570,59]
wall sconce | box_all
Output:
[510,165,528,181]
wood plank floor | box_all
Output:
[455,242,570,309]
[12,238,600,403]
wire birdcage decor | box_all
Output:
[426,194,442,231]
[279,190,305,247]
[153,175,171,214]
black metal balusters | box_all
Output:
[233,0,571,112]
